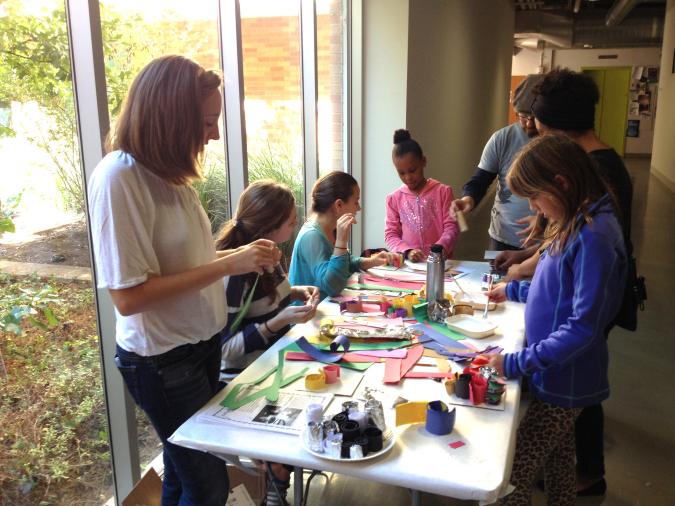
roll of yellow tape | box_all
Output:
[305,369,326,390]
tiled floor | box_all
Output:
[288,156,675,505]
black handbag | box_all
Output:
[613,255,647,331]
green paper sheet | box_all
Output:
[220,349,308,409]
[345,283,418,293]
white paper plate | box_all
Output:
[444,314,497,338]
[301,429,395,462]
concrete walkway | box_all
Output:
[0,259,91,282]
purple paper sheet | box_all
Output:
[295,336,343,363]
[409,323,502,361]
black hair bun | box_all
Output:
[393,129,411,144]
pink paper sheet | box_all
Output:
[383,345,424,383]
[383,358,403,383]
[353,349,407,359]
[285,351,377,363]
[403,371,454,379]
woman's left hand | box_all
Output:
[292,285,320,307]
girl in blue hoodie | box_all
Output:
[487,135,627,505]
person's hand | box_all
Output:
[371,250,392,267]
[292,285,320,307]
[267,303,316,331]
[505,263,526,282]
[335,213,356,246]
[515,214,540,246]
[226,239,280,275]
[486,353,505,376]
[451,196,475,214]
[486,282,507,303]
[493,249,530,273]
[407,249,425,262]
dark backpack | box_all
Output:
[613,255,647,331]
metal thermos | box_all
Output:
[426,244,445,319]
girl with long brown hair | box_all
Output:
[88,55,280,505]
[215,179,318,506]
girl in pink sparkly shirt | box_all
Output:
[385,129,460,262]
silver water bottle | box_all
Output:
[426,244,445,320]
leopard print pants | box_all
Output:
[501,398,582,506]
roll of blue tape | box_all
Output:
[425,400,455,435]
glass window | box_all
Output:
[100,0,228,234]
[240,0,305,223]
[317,0,346,175]
[0,0,113,503]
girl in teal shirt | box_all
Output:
[289,171,393,298]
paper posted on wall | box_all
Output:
[198,389,333,435]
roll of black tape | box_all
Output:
[332,411,348,427]
[456,373,472,399]
[340,440,351,459]
[364,426,383,452]
[340,420,360,442]
[354,435,369,457]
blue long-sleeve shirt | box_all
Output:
[289,221,361,299]
[503,195,627,408]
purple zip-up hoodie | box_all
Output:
[384,178,459,258]
[503,194,627,408]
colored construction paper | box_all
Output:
[220,350,307,409]
[285,348,373,372]
[426,401,455,435]
[361,274,424,289]
[383,344,424,384]
[383,358,403,383]
[404,371,455,379]
[422,320,467,341]
[352,349,407,358]
[295,336,343,363]
[401,344,424,370]
[345,282,418,293]
[395,401,428,426]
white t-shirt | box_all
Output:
[88,151,228,356]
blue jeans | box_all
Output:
[115,334,229,506]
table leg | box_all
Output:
[293,466,304,506]
[410,488,421,506]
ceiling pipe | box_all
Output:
[605,0,643,26]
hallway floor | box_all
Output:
[289,156,675,505]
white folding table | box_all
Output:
[170,261,525,504]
